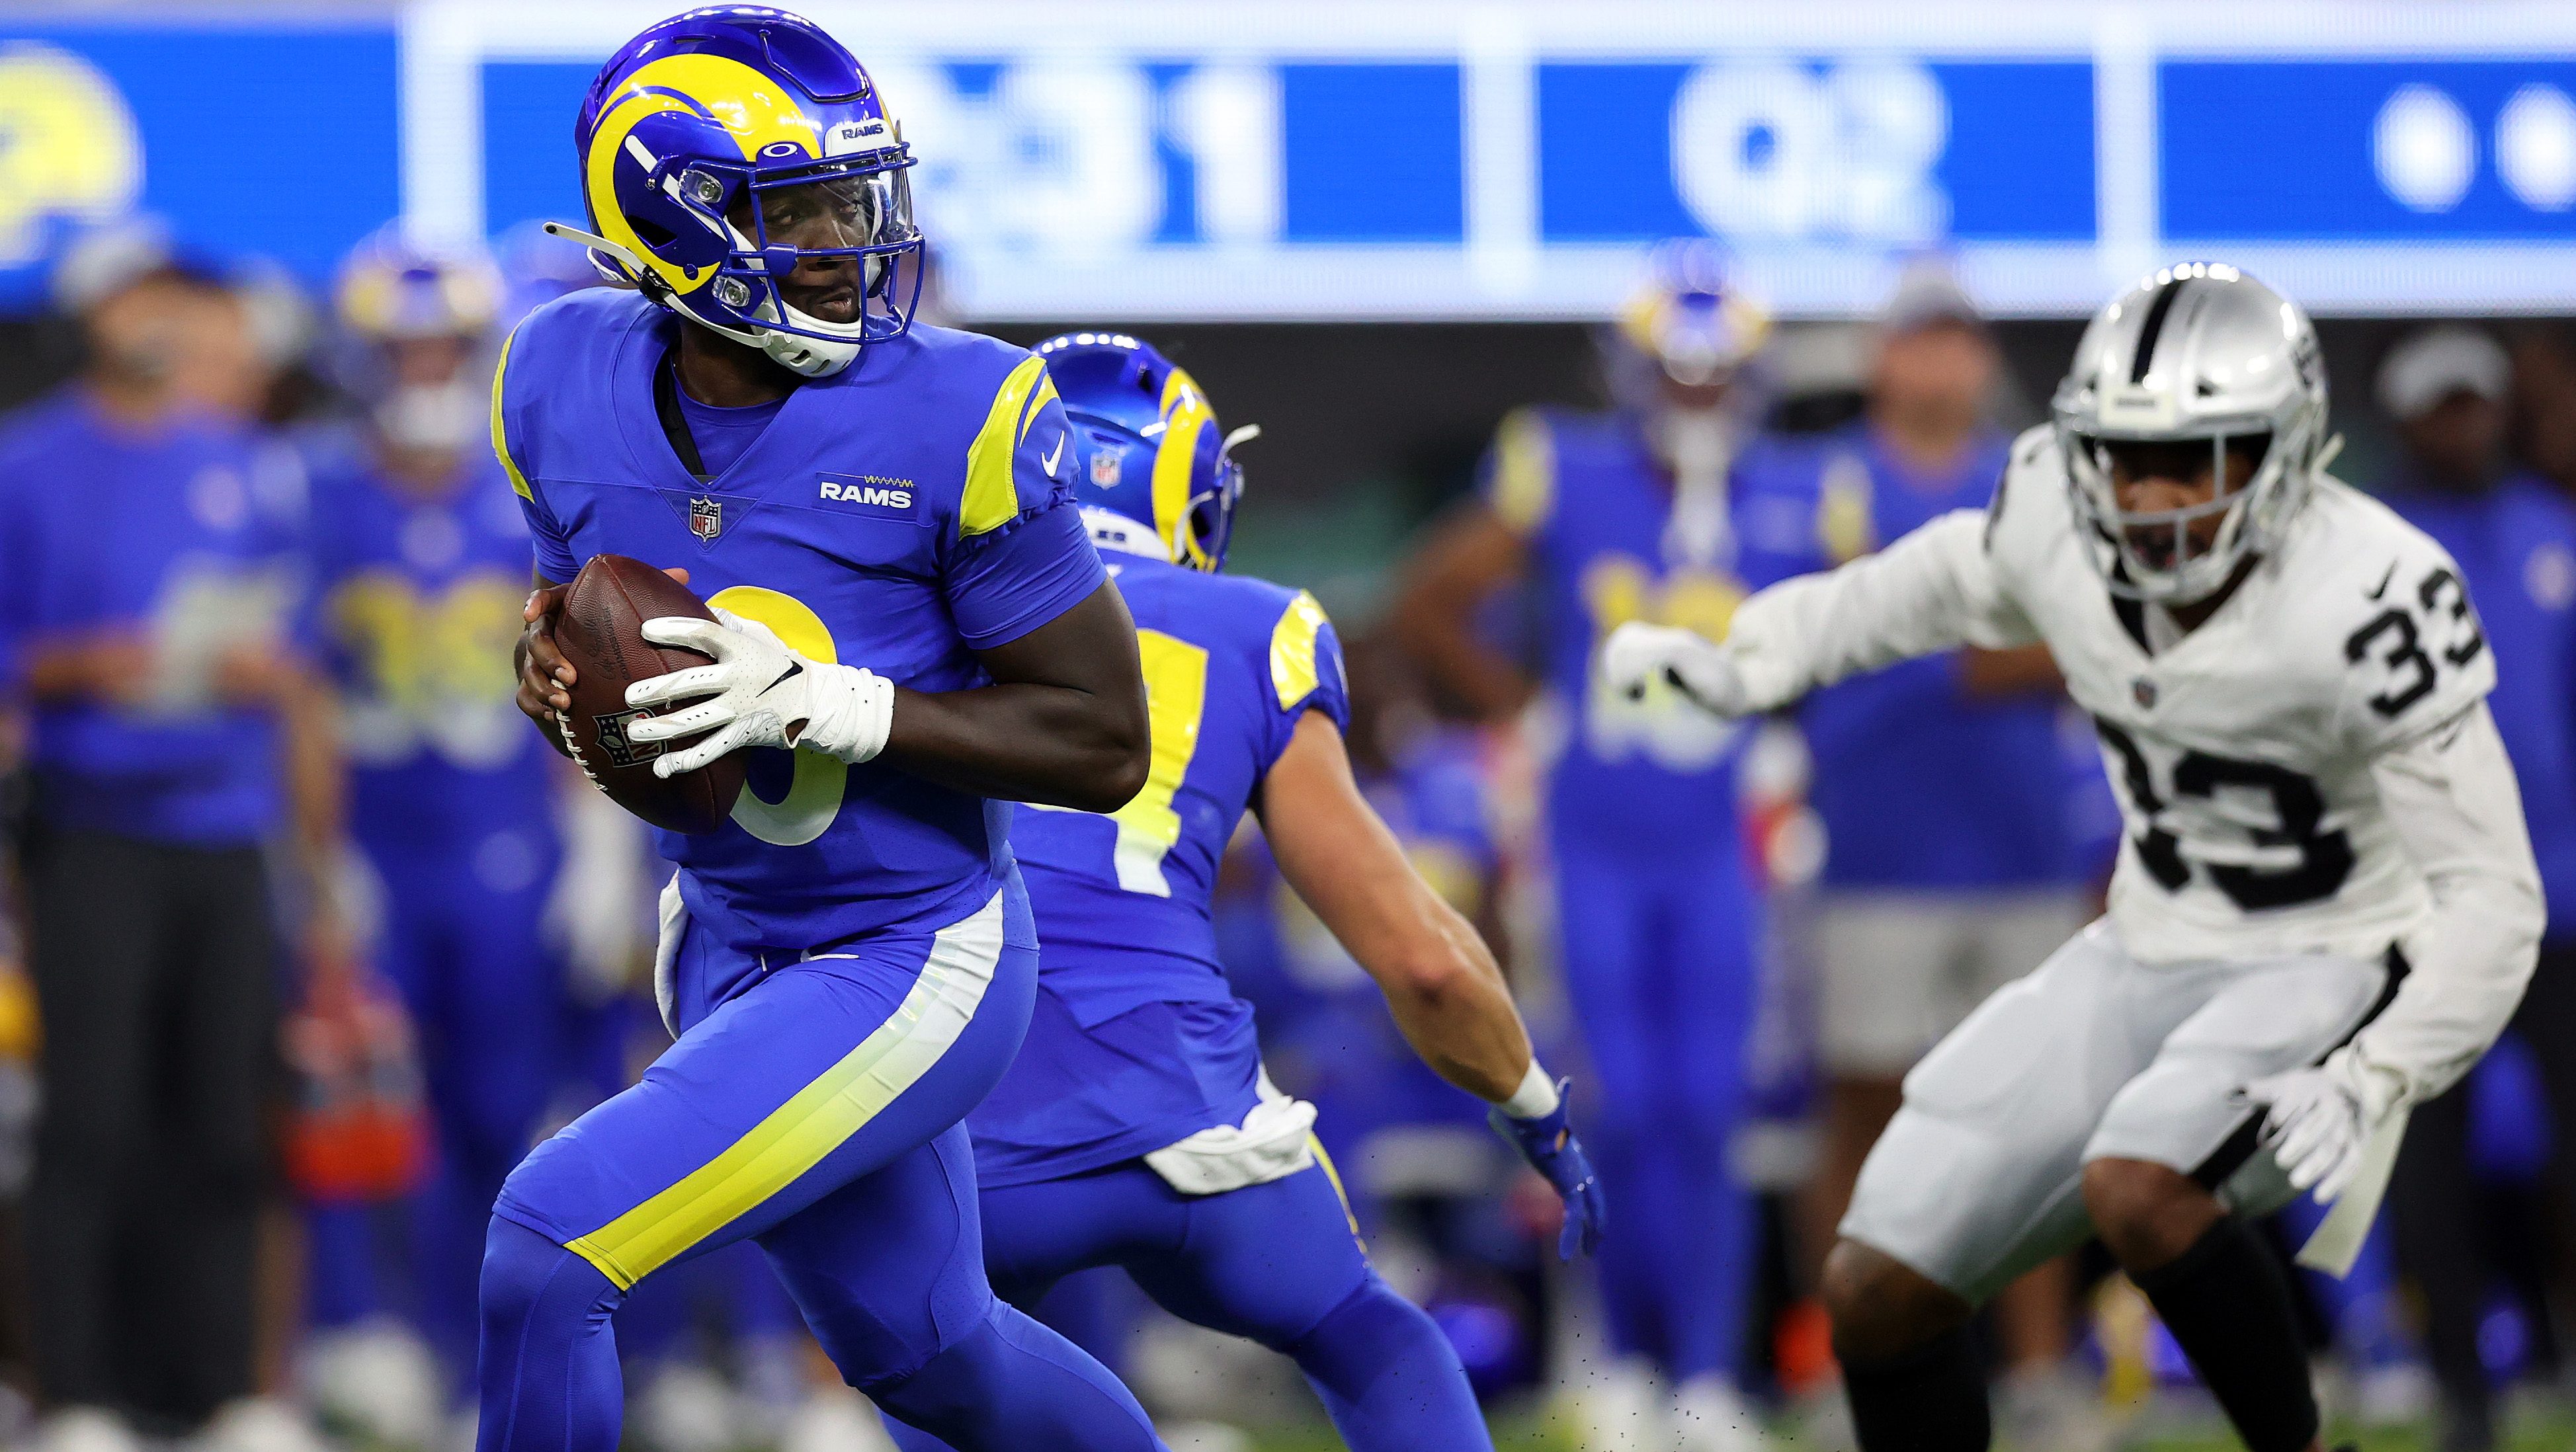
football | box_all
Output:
[551,554,748,834]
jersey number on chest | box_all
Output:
[2094,719,2356,911]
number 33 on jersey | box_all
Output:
[1985,434,2497,967]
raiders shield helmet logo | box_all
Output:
[688,497,723,542]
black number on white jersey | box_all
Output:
[2093,719,2356,910]
[2346,565,2487,720]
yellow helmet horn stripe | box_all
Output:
[1153,366,1217,569]
[582,52,826,300]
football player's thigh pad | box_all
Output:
[2085,949,2394,1208]
[1842,923,2212,1303]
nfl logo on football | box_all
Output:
[689,497,723,542]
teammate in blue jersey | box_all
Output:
[881,331,1602,1452]
[300,236,569,1417]
[2371,326,2576,1452]
[1394,245,1829,1445]
[489,13,1161,1451]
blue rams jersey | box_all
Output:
[969,555,1350,1186]
[306,449,553,853]
[1786,424,2098,890]
[491,290,1106,963]
[0,392,308,844]
[2376,475,2576,927]
[1482,408,1832,845]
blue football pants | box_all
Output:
[474,883,1163,1452]
[1552,838,1760,1386]
[882,1158,1493,1452]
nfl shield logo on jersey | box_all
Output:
[688,497,722,542]
[1089,450,1122,488]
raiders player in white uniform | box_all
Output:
[1605,264,2542,1452]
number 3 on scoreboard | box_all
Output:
[1028,628,1208,895]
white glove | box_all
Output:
[2242,1049,2403,1203]
[624,607,893,776]
[1599,621,1752,719]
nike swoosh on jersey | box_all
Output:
[1042,432,1065,477]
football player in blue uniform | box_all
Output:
[882,331,1602,1452]
[301,236,571,1428]
[490,12,1161,1451]
[1393,245,1829,1445]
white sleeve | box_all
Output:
[2350,702,2543,1108]
[1725,508,2039,711]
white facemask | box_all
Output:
[374,381,483,454]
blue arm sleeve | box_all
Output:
[945,387,1109,649]
[1262,602,1350,772]
[946,499,1109,651]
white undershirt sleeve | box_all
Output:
[2352,702,2544,1109]
[1725,508,2040,711]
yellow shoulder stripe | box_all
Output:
[1270,590,1331,710]
[961,354,1053,538]
[1489,408,1554,533]
[489,323,533,502]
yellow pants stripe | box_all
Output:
[565,891,1005,1289]
[1308,1133,1365,1249]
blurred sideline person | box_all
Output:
[1395,243,1832,1447]
[1780,270,2102,1443]
[2371,325,2576,1452]
[886,332,1601,1452]
[1604,264,2543,1452]
[296,234,571,1439]
[0,227,337,1452]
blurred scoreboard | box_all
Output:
[1,1,2573,317]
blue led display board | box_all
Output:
[2,2,2573,318]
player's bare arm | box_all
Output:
[1254,709,1531,1102]
[1254,704,1602,1259]
[1389,504,1536,720]
[876,580,1147,812]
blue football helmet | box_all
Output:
[1038,332,1255,573]
[563,7,922,376]
[336,229,503,342]
[1603,239,1771,408]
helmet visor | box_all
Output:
[749,166,915,255]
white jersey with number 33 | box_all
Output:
[1712,424,2537,1106]
[1982,428,2493,965]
